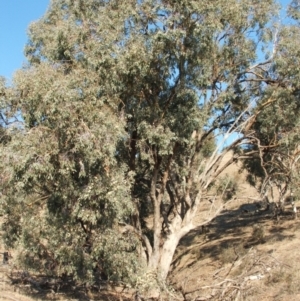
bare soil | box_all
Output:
[170,199,300,301]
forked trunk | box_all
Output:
[147,223,195,281]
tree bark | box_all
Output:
[157,223,195,280]
[146,209,196,280]
[158,233,181,280]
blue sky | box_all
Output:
[0,0,292,82]
[0,0,50,80]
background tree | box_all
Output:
[0,77,15,146]
[1,0,299,291]
[243,3,300,209]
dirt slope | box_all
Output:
[169,154,300,301]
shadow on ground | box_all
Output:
[172,200,297,269]
[2,272,132,301]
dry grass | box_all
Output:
[266,261,300,296]
[251,224,266,243]
[219,243,246,265]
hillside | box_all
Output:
[0,156,300,301]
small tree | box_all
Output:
[2,0,300,290]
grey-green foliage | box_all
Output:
[1,0,140,282]
[216,174,238,201]
[0,93,139,283]
[242,2,300,195]
[0,77,12,145]
[1,0,294,286]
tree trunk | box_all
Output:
[147,220,195,281]
[157,233,181,280]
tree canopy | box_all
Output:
[1,0,300,293]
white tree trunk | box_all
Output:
[157,233,180,280]
[148,220,195,280]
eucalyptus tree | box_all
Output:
[0,77,11,143]
[1,0,294,288]
[243,2,300,208]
